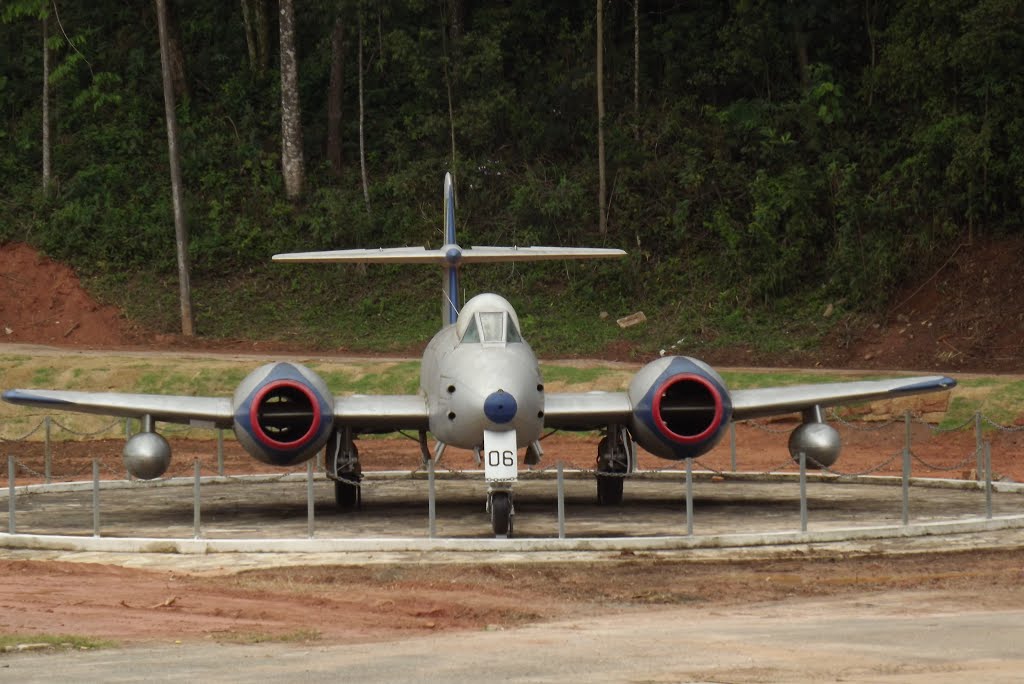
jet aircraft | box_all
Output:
[2,173,956,536]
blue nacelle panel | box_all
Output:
[627,356,733,460]
[232,362,335,466]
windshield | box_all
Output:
[459,312,523,344]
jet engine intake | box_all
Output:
[232,362,335,466]
[627,356,733,460]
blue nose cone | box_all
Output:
[483,390,517,424]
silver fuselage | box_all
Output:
[420,324,544,450]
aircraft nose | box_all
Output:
[483,389,518,424]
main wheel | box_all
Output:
[596,474,624,505]
[490,491,513,537]
[334,479,361,511]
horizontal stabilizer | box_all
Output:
[272,245,626,265]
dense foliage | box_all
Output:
[1,1,1022,353]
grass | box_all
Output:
[214,628,321,645]
[0,634,116,651]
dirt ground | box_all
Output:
[1,550,1023,647]
[2,240,1024,653]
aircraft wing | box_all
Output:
[2,388,431,433]
[1,389,235,428]
[543,392,632,431]
[541,375,956,430]
[334,394,430,432]
[729,375,955,421]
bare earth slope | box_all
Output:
[3,239,1022,370]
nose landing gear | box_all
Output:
[488,489,514,538]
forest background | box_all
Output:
[1,1,1022,358]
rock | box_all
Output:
[599,311,608,320]
[616,311,647,328]
[823,303,834,318]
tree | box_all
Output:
[358,4,370,213]
[279,0,305,200]
[596,0,607,234]
[2,1,51,194]
[155,0,194,336]
[240,0,270,77]
[327,14,345,177]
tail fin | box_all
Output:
[272,172,626,327]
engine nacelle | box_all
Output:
[627,356,733,460]
[788,421,841,468]
[232,362,335,466]
[123,431,172,479]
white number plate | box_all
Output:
[483,430,518,482]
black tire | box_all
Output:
[490,491,513,537]
[334,479,360,511]
[596,474,624,505]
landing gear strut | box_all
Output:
[326,427,362,511]
[596,425,633,505]
[488,489,514,538]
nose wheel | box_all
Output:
[488,490,514,538]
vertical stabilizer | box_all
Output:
[442,172,459,326]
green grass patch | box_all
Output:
[0,634,116,651]
[539,365,608,386]
[215,629,321,645]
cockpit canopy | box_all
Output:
[456,293,523,345]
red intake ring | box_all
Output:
[248,380,323,450]
[651,373,724,444]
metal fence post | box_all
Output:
[975,411,983,480]
[901,444,910,527]
[216,429,225,476]
[984,442,993,520]
[729,422,737,472]
[8,455,15,535]
[92,459,100,537]
[306,461,315,538]
[557,461,565,539]
[427,457,436,539]
[44,416,52,484]
[685,458,694,536]
[193,459,201,539]
[799,451,808,532]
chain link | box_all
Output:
[982,415,1024,432]
[0,420,46,442]
[50,417,122,437]
[828,409,898,432]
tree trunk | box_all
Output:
[633,0,639,142]
[327,15,344,176]
[165,0,190,101]
[358,8,371,213]
[596,0,607,234]
[155,0,194,337]
[279,0,305,200]
[42,15,51,195]
[241,0,270,77]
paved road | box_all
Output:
[3,590,1021,683]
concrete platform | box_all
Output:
[3,470,1022,555]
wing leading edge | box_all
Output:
[1,389,235,428]
[1,389,429,433]
[541,374,956,430]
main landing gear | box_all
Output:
[326,428,362,511]
[596,425,634,506]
